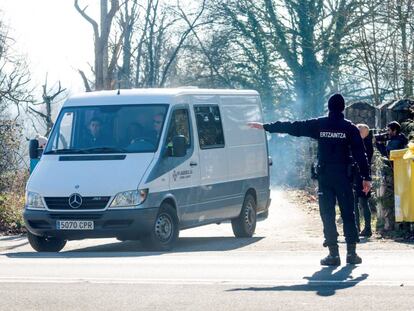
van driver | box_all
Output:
[81,117,107,147]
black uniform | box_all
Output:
[263,111,370,247]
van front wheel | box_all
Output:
[142,203,179,251]
[27,232,66,252]
[232,193,257,238]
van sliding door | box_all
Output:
[194,104,233,222]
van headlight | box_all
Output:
[109,189,148,208]
[26,191,45,209]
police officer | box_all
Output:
[249,94,371,266]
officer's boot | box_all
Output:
[320,245,341,266]
[346,244,362,264]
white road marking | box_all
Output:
[0,276,411,287]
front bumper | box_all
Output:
[23,207,159,240]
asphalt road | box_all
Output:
[1,189,413,310]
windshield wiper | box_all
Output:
[43,148,88,155]
[82,147,128,154]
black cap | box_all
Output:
[328,93,345,112]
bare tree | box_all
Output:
[75,0,120,91]
[207,0,372,117]
[350,1,395,105]
[387,0,414,98]
[0,19,33,189]
[118,0,140,88]
[27,75,67,136]
[115,0,207,88]
[350,0,414,102]
[0,21,32,117]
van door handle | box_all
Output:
[190,161,198,167]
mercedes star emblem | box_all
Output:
[68,193,82,209]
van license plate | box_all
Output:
[57,220,94,230]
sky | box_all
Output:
[2,0,99,96]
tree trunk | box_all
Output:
[295,72,327,118]
[397,1,413,97]
[120,3,133,88]
[45,98,53,136]
[75,0,119,91]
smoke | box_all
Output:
[267,133,316,188]
[264,98,318,188]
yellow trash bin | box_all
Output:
[390,143,414,222]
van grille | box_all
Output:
[44,197,111,210]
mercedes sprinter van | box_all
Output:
[24,88,271,251]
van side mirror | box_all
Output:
[171,135,187,157]
[29,139,39,159]
[29,139,45,160]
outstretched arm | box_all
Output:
[248,119,320,139]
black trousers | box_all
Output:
[354,196,372,232]
[353,175,372,232]
[318,166,359,247]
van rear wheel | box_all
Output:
[27,232,66,252]
[232,193,257,238]
[141,203,179,251]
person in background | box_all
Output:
[127,122,144,145]
[29,134,48,173]
[354,124,374,237]
[129,113,164,146]
[374,121,408,231]
[375,121,408,158]
[35,134,48,149]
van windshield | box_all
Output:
[44,104,168,154]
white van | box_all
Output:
[24,88,271,251]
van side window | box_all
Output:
[166,109,191,148]
[194,105,225,149]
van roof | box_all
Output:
[65,88,259,107]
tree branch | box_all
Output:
[74,0,100,40]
